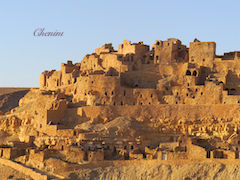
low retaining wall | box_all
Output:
[0,158,47,180]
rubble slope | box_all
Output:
[63,162,240,180]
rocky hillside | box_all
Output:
[62,162,240,180]
[0,88,30,114]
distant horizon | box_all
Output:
[0,87,37,88]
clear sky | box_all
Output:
[1,0,240,87]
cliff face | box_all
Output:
[64,162,240,180]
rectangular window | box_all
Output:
[162,153,167,160]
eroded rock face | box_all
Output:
[2,38,240,179]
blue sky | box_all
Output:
[1,0,240,87]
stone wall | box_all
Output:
[189,41,216,67]
[68,104,240,121]
[0,158,48,180]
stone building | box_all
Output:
[2,38,240,169]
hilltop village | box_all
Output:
[1,38,240,179]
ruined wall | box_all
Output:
[73,74,103,105]
[65,104,240,122]
[118,40,149,62]
[120,69,162,88]
[88,150,104,162]
[153,38,188,64]
[0,147,20,159]
[222,95,240,104]
[29,149,45,163]
[64,146,85,163]
[40,61,79,90]
[166,81,224,105]
[189,41,216,67]
[100,53,129,72]
[187,144,206,159]
[80,54,101,72]
[72,74,161,106]
[46,100,67,124]
[95,43,114,55]
[0,158,48,180]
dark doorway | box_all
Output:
[186,70,191,75]
[206,151,210,158]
